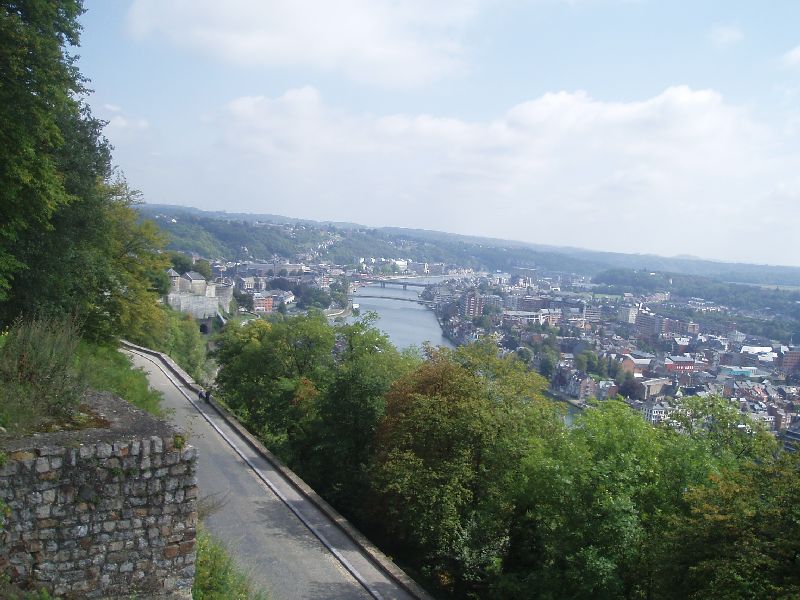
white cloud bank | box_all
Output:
[126,0,477,86]
[130,85,798,265]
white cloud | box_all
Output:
[149,85,800,264]
[782,45,800,68]
[710,24,743,49]
[107,115,150,132]
[96,104,150,139]
[126,0,478,86]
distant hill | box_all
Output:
[137,204,800,286]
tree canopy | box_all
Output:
[214,315,797,599]
[0,0,169,343]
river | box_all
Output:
[351,282,454,350]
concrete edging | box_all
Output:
[120,340,434,600]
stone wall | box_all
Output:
[0,391,197,599]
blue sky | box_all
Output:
[77,1,800,265]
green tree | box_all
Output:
[497,401,717,600]
[370,342,555,595]
[194,259,212,280]
[668,395,776,467]
[657,452,800,600]
[0,3,169,342]
[169,251,195,275]
[304,317,416,517]
[232,288,253,311]
[0,0,86,298]
[215,313,334,460]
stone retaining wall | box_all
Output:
[0,391,197,599]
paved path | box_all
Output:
[126,350,416,600]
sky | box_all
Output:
[77,1,800,266]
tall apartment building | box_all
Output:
[583,305,602,323]
[462,290,485,318]
[635,311,661,339]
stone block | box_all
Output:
[9,451,35,462]
[95,443,112,459]
[0,462,18,477]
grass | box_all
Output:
[0,317,86,433]
[75,342,164,416]
[0,316,165,433]
[193,527,269,600]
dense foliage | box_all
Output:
[0,0,169,344]
[214,316,798,599]
[0,0,85,299]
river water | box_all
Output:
[351,283,453,350]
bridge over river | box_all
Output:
[354,294,435,307]
[356,279,429,290]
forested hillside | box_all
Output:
[140,204,800,286]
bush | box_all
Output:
[193,528,269,600]
[0,317,86,433]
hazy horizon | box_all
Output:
[143,202,800,271]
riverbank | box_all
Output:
[546,389,586,411]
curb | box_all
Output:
[120,340,434,600]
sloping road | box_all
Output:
[126,349,417,600]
